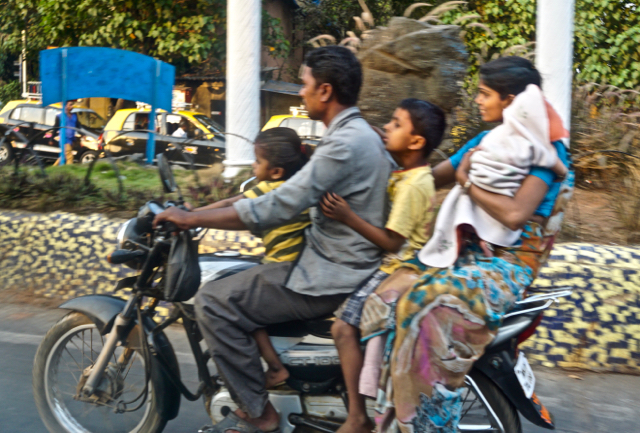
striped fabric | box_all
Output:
[243,181,311,263]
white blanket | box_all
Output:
[419,85,558,268]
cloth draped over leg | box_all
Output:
[366,222,553,433]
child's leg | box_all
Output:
[253,328,289,388]
[331,319,374,433]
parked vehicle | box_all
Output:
[0,100,106,164]
[263,107,326,150]
[31,156,566,433]
[101,109,225,167]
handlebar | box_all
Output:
[108,249,146,265]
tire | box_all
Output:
[0,140,14,164]
[79,150,99,164]
[33,312,171,433]
[459,370,522,433]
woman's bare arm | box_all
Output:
[432,159,456,189]
[455,151,548,231]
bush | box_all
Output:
[0,80,21,109]
[0,161,253,217]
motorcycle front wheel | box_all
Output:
[33,312,171,433]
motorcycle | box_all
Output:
[33,154,570,433]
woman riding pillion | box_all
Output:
[360,56,573,433]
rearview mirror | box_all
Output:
[157,153,177,193]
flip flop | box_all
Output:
[199,412,281,433]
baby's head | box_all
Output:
[477,56,542,123]
[252,127,308,182]
[383,98,446,161]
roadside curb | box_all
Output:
[0,210,638,373]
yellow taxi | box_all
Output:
[262,107,326,148]
[101,108,225,167]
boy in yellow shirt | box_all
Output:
[320,99,445,433]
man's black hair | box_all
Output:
[398,98,446,158]
[479,56,542,100]
[304,46,362,106]
[254,127,308,180]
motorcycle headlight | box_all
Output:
[116,218,136,249]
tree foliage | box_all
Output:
[0,0,289,75]
[298,0,640,89]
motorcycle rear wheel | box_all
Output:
[33,312,170,433]
[458,370,522,433]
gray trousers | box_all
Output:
[194,261,347,418]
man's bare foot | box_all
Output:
[228,403,280,433]
[265,366,289,388]
[337,415,375,433]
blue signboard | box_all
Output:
[40,47,175,164]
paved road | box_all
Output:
[0,303,637,433]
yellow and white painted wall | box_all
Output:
[0,210,638,373]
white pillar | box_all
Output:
[536,0,576,133]
[223,0,262,177]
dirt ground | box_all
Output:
[558,188,631,245]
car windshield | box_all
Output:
[193,114,224,135]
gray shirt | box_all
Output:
[234,107,392,296]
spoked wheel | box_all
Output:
[33,312,170,433]
[458,370,522,433]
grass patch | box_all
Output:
[0,161,253,218]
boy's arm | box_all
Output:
[320,193,405,253]
[192,194,244,212]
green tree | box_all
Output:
[0,0,289,75]
[298,0,640,89]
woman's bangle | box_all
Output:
[462,179,472,193]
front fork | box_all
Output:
[81,294,141,397]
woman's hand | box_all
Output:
[320,192,354,223]
[455,149,473,186]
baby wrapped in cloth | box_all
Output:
[419,84,568,268]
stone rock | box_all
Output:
[358,17,468,128]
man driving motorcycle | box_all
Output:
[153,46,393,433]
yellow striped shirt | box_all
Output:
[243,181,311,263]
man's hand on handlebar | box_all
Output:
[153,207,192,231]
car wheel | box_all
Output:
[0,140,14,165]
[79,150,98,164]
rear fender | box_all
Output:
[59,294,182,420]
[474,349,555,430]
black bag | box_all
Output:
[164,231,201,302]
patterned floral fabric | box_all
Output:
[369,172,575,433]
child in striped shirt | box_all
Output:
[192,127,309,387]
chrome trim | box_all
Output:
[239,176,256,193]
[516,289,572,304]
[116,218,135,249]
[459,375,505,433]
[503,300,553,319]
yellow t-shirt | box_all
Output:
[243,180,311,263]
[379,165,437,274]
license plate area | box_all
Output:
[514,351,535,398]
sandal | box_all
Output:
[198,412,281,433]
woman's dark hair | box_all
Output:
[304,46,362,106]
[479,56,542,100]
[398,98,446,158]
[254,127,308,180]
